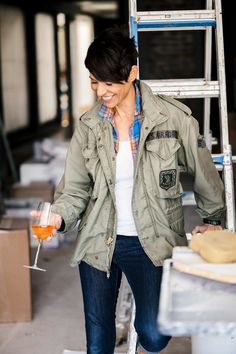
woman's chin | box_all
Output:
[103,102,115,108]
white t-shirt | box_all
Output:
[115,141,138,236]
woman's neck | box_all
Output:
[115,84,136,118]
[114,85,136,141]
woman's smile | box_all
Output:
[101,95,113,102]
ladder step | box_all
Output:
[212,154,236,164]
[211,137,218,146]
[212,155,224,164]
[143,79,219,98]
[180,154,236,173]
[135,10,216,31]
[213,154,224,171]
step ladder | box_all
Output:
[129,0,235,231]
[118,1,236,353]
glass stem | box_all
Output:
[34,240,42,266]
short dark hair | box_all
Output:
[85,25,138,83]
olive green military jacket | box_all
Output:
[52,81,225,274]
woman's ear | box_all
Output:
[128,65,138,82]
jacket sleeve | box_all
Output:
[178,114,225,221]
[51,119,91,232]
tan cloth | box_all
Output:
[189,230,236,263]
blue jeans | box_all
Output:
[79,235,171,354]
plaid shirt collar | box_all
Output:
[98,80,142,156]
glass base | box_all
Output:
[23,265,46,272]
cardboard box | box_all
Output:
[11,181,54,202]
[0,217,32,322]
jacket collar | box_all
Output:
[140,81,168,125]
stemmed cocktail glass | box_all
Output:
[24,201,55,272]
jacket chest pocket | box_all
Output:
[145,138,181,197]
[82,144,100,179]
[82,143,108,200]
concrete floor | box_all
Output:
[0,204,199,354]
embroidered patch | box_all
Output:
[197,135,206,148]
[160,169,176,190]
[146,130,178,141]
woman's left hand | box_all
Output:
[192,223,222,235]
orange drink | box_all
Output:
[32,225,55,240]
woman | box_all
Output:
[51,26,224,354]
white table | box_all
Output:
[158,247,236,354]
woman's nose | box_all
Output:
[96,82,106,97]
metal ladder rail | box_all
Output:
[126,300,137,354]
[115,275,133,346]
[203,0,213,150]
[214,0,236,232]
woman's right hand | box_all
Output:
[50,212,63,231]
[30,210,63,240]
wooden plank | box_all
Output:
[172,247,236,283]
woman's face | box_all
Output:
[89,73,135,109]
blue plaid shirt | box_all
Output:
[98,80,142,156]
